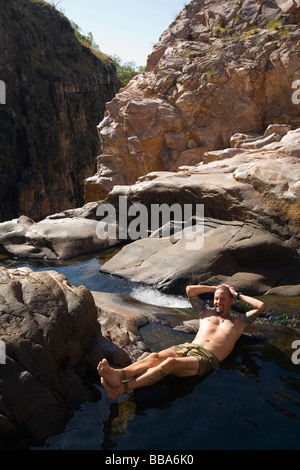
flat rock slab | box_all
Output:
[0,213,118,260]
[100,218,299,296]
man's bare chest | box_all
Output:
[200,315,236,336]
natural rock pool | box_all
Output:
[2,251,300,450]
[31,323,300,450]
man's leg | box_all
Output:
[100,354,199,400]
[97,349,178,388]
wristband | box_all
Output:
[237,292,242,301]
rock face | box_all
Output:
[0,0,299,296]
[84,0,300,299]
[92,291,190,361]
[99,125,300,296]
[0,267,129,448]
[100,217,299,296]
[0,204,118,260]
[93,291,153,361]
[0,0,118,222]
[85,0,300,200]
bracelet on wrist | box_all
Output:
[236,292,242,301]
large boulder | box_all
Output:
[0,267,128,448]
[0,203,118,260]
[100,217,299,296]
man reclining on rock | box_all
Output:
[97,284,265,400]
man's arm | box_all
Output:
[186,284,217,314]
[186,285,217,297]
[240,293,265,326]
[226,286,265,326]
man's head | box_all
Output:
[214,286,234,316]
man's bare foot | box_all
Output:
[101,377,126,400]
[97,359,123,388]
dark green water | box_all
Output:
[1,252,300,450]
[31,328,300,450]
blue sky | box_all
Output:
[56,0,188,66]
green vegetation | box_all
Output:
[266,19,283,30]
[71,21,145,88]
[213,25,230,37]
[70,21,111,63]
[206,67,217,82]
[242,26,260,42]
[0,0,119,220]
[71,21,100,51]
[266,19,290,37]
[184,49,192,58]
[39,2,145,87]
[110,55,145,88]
[247,26,259,35]
[29,0,48,5]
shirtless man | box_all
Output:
[98,284,265,400]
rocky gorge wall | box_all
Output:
[82,0,300,296]
[85,0,300,201]
[0,0,118,222]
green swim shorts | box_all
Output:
[169,343,220,377]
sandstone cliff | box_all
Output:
[82,0,300,295]
[0,0,118,222]
[85,0,300,201]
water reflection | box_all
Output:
[2,251,299,450]
[31,343,300,450]
[98,321,300,450]
[99,370,300,450]
[41,321,299,450]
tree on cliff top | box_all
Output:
[70,21,145,88]
[110,55,145,88]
